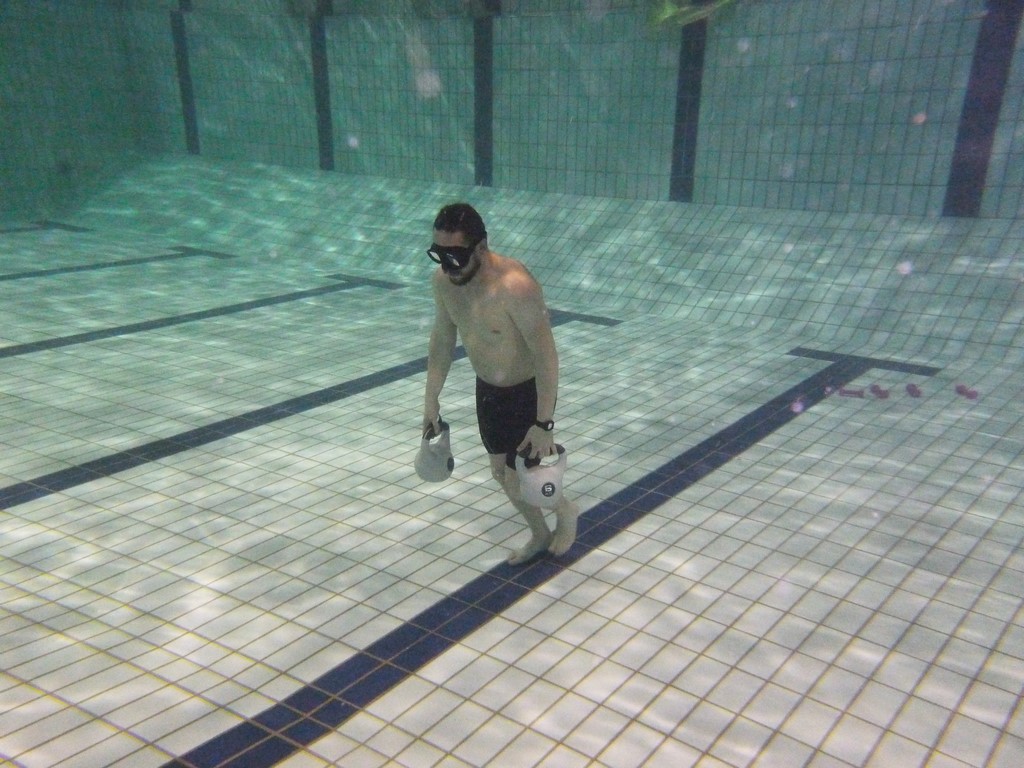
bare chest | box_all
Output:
[447,289,516,343]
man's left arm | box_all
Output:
[511,275,559,459]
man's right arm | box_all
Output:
[424,278,457,432]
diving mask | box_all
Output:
[427,240,479,274]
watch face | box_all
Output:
[537,420,554,431]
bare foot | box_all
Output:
[549,501,579,556]
[507,531,553,565]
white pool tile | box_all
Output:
[1,186,1022,768]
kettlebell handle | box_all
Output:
[424,417,448,440]
[516,443,565,469]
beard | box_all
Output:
[447,258,481,286]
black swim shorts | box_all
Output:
[476,377,539,469]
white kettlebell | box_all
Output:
[415,419,454,483]
[515,444,567,508]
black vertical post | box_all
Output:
[310,0,334,170]
[943,0,1024,217]
[171,2,199,154]
[669,19,707,202]
[474,2,500,187]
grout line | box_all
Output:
[0,312,618,509]
[0,278,399,360]
[161,350,940,768]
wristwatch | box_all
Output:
[535,419,555,431]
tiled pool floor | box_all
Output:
[0,217,1022,768]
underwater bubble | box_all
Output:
[415,69,442,99]
[347,134,359,149]
[912,112,928,125]
[737,38,751,53]
[786,96,799,109]
[405,32,442,99]
[897,261,913,276]
[585,0,611,20]
[790,398,806,414]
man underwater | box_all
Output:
[422,203,578,564]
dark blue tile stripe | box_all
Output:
[0,358,426,510]
[168,246,241,260]
[42,220,93,233]
[0,225,45,235]
[310,7,334,171]
[669,18,707,202]
[160,350,939,768]
[549,308,622,327]
[474,9,496,187]
[0,220,92,235]
[0,312,616,510]
[0,247,236,282]
[322,273,404,289]
[171,8,200,155]
[788,346,941,376]
[0,276,397,360]
[943,0,1024,217]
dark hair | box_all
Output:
[433,203,487,244]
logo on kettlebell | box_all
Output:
[542,482,556,498]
